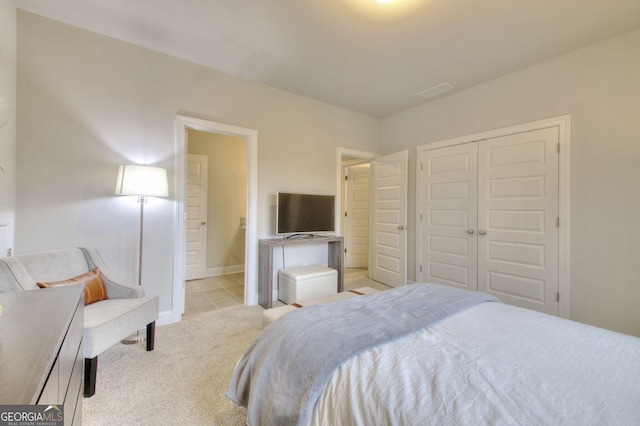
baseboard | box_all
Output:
[206,264,244,277]
[157,310,175,326]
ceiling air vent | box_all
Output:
[418,82,454,99]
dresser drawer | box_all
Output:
[70,381,82,426]
[59,300,83,400]
[38,358,60,405]
[64,343,83,426]
[1,286,84,415]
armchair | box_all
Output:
[0,247,159,397]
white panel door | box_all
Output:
[478,127,559,315]
[420,143,478,291]
[345,164,370,268]
[371,151,408,287]
[185,154,208,280]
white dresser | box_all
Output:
[0,285,84,425]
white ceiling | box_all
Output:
[15,0,640,117]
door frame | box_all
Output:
[416,115,571,318]
[174,115,258,322]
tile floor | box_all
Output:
[183,272,245,318]
[183,267,390,318]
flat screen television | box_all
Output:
[276,192,335,235]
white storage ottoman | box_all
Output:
[278,264,337,304]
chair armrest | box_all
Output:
[80,248,144,299]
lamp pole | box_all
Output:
[138,194,146,286]
[115,164,169,344]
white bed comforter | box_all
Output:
[312,302,640,426]
[229,284,498,425]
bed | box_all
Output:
[226,283,640,425]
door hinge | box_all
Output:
[419,265,423,272]
[6,248,12,257]
[557,143,560,154]
[344,211,348,217]
[556,292,560,302]
[420,213,423,221]
[345,174,348,181]
[556,217,560,227]
[344,248,347,253]
[420,163,424,171]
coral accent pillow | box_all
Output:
[37,267,108,305]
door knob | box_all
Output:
[200,221,207,226]
[478,229,486,235]
[467,229,475,235]
[397,225,406,230]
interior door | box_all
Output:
[420,143,478,291]
[185,153,208,280]
[478,127,559,315]
[371,151,408,287]
[345,164,370,268]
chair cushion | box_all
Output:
[37,267,108,305]
[82,295,159,358]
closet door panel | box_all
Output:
[478,127,559,315]
[420,143,478,291]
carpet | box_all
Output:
[82,305,263,425]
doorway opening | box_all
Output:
[173,116,258,323]
[184,129,247,316]
[336,148,377,282]
[336,147,409,288]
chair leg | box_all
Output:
[83,324,153,398]
[84,356,98,397]
[146,321,155,351]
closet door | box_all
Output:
[420,143,478,291]
[477,127,559,315]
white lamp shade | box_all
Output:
[115,165,169,197]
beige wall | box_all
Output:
[14,7,640,336]
[381,28,640,337]
[0,0,16,212]
[188,129,246,273]
[16,11,380,315]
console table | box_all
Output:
[0,285,84,425]
[258,235,344,308]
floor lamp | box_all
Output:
[115,164,169,343]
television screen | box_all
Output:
[276,193,335,235]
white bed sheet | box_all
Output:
[312,302,640,425]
